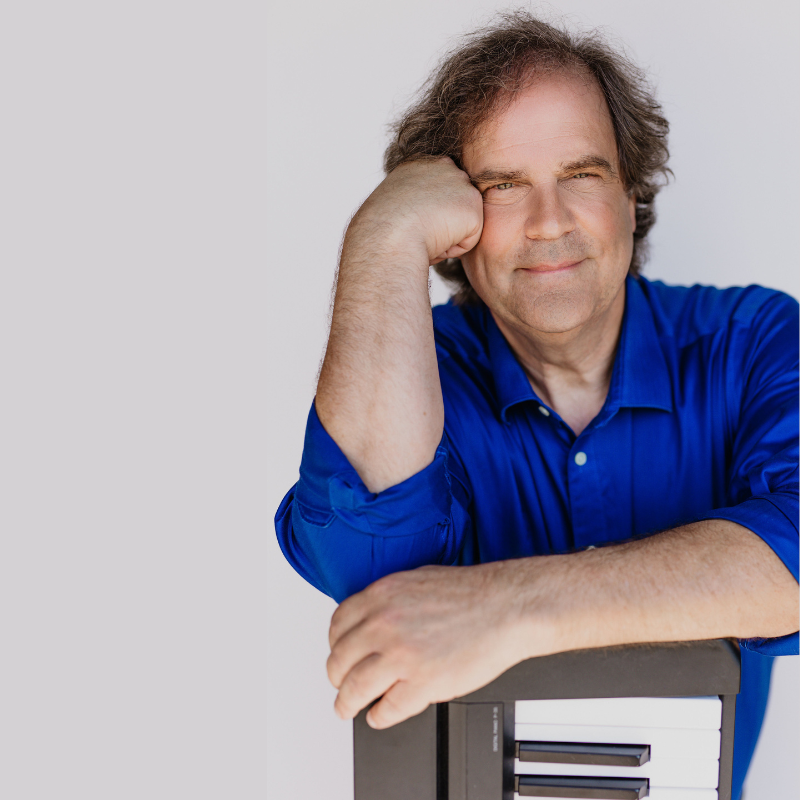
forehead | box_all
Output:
[462,71,618,173]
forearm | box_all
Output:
[325,519,797,728]
[511,519,799,657]
[316,210,443,494]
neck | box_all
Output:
[492,284,626,435]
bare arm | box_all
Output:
[327,520,798,727]
[315,159,483,493]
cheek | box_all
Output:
[577,193,634,252]
[461,206,521,292]
[474,205,521,258]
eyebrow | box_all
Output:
[469,156,617,186]
[559,156,617,177]
[469,168,528,186]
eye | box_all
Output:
[481,181,530,206]
[573,173,593,179]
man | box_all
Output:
[275,13,798,798]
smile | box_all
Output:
[520,259,585,274]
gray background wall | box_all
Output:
[1,1,796,798]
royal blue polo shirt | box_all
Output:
[276,275,799,798]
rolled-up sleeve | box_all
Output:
[275,403,472,602]
[702,293,799,656]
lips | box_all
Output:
[521,258,584,273]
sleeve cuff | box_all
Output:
[702,495,799,581]
[295,402,453,536]
[702,496,799,656]
[740,633,799,657]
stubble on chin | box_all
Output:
[502,276,598,335]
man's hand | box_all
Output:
[326,562,547,729]
[353,157,484,266]
[325,521,798,730]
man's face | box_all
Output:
[461,71,636,335]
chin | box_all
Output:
[503,285,598,334]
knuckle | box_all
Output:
[326,652,341,683]
[380,691,403,716]
[342,676,365,702]
[334,696,351,719]
[328,626,341,649]
[399,638,421,660]
[391,644,420,674]
[370,698,398,728]
[330,598,349,625]
[374,602,399,625]
[374,688,429,727]
[344,672,364,700]
[371,610,404,643]
[328,612,343,641]
[360,615,387,645]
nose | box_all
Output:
[523,182,575,241]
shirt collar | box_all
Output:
[611,275,673,414]
[486,275,673,422]
[486,304,538,421]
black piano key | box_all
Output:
[516,741,650,767]
[515,775,649,799]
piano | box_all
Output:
[354,639,740,800]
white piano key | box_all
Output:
[514,756,720,788]
[515,696,721,730]
[515,790,718,800]
[514,722,721,759]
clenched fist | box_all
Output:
[350,157,484,266]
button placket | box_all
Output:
[568,438,605,549]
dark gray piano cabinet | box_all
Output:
[354,639,740,800]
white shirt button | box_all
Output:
[574,451,587,466]
[538,406,550,416]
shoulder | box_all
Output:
[431,300,491,363]
[430,301,499,424]
[639,277,798,346]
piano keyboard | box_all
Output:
[513,697,723,799]
[353,640,741,800]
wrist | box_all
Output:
[346,203,430,269]
[487,558,565,663]
[508,554,605,660]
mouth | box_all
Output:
[520,259,585,274]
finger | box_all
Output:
[327,617,379,689]
[432,238,479,263]
[438,229,483,262]
[453,226,483,255]
[366,681,431,729]
[334,652,401,721]
[441,244,471,260]
[328,590,370,650]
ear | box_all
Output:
[628,194,637,233]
